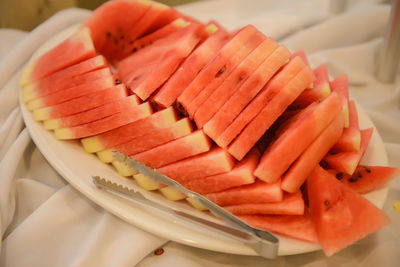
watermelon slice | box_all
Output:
[54,102,152,140]
[43,94,141,130]
[290,49,309,65]
[254,92,341,184]
[96,118,193,163]
[328,165,399,194]
[22,56,109,102]
[157,147,235,183]
[176,25,258,110]
[307,165,390,256]
[204,179,283,206]
[324,128,373,175]
[131,130,212,168]
[281,112,344,193]
[19,27,96,86]
[228,65,315,160]
[189,35,275,123]
[239,211,318,243]
[330,75,350,128]
[152,26,229,108]
[117,23,202,100]
[204,45,291,143]
[81,106,178,153]
[26,75,116,111]
[33,84,128,121]
[223,191,304,215]
[179,148,259,194]
[216,56,306,148]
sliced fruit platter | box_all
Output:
[19,0,399,257]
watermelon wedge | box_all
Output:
[81,106,178,153]
[330,75,350,128]
[54,102,152,140]
[131,130,212,168]
[157,147,235,183]
[328,165,399,194]
[290,49,309,65]
[19,27,96,86]
[324,128,373,175]
[223,191,304,215]
[239,211,318,243]
[96,118,193,163]
[179,148,259,194]
[43,94,140,130]
[307,165,390,256]
[33,84,128,121]
[204,179,283,206]
[228,65,315,160]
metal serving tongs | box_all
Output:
[92,151,279,259]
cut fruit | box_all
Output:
[328,165,399,194]
[54,102,152,140]
[97,118,193,163]
[186,198,208,211]
[223,191,304,215]
[152,27,229,108]
[228,65,315,160]
[281,112,344,193]
[22,57,110,102]
[216,56,306,148]
[324,128,373,175]
[330,75,349,128]
[19,27,96,86]
[239,211,318,243]
[176,25,258,110]
[81,107,178,153]
[180,148,259,194]
[27,75,116,110]
[159,186,186,201]
[204,45,291,143]
[189,34,275,123]
[204,179,283,206]
[157,147,235,183]
[254,92,341,184]
[33,84,128,121]
[133,173,162,191]
[43,94,140,130]
[290,49,309,65]
[112,160,137,177]
[307,165,390,256]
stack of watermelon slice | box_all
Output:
[19,0,399,257]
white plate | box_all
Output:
[19,24,389,257]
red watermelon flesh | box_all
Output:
[176,25,258,110]
[239,211,317,243]
[43,94,140,130]
[118,23,202,100]
[330,75,350,128]
[307,165,390,256]
[206,45,291,144]
[152,27,229,108]
[19,27,96,86]
[348,100,359,129]
[281,112,344,193]
[131,130,212,168]
[204,179,283,207]
[97,118,193,163]
[216,56,306,148]
[228,65,315,161]
[27,75,116,111]
[328,165,399,194]
[291,64,331,108]
[157,147,235,183]
[223,191,304,215]
[189,34,274,122]
[324,128,373,175]
[54,102,152,140]
[179,148,259,194]
[290,49,309,65]
[33,84,128,121]
[81,106,178,153]
[254,92,341,184]
[22,56,109,101]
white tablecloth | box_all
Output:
[1,1,399,266]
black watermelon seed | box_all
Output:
[349,177,358,183]
[336,172,344,180]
